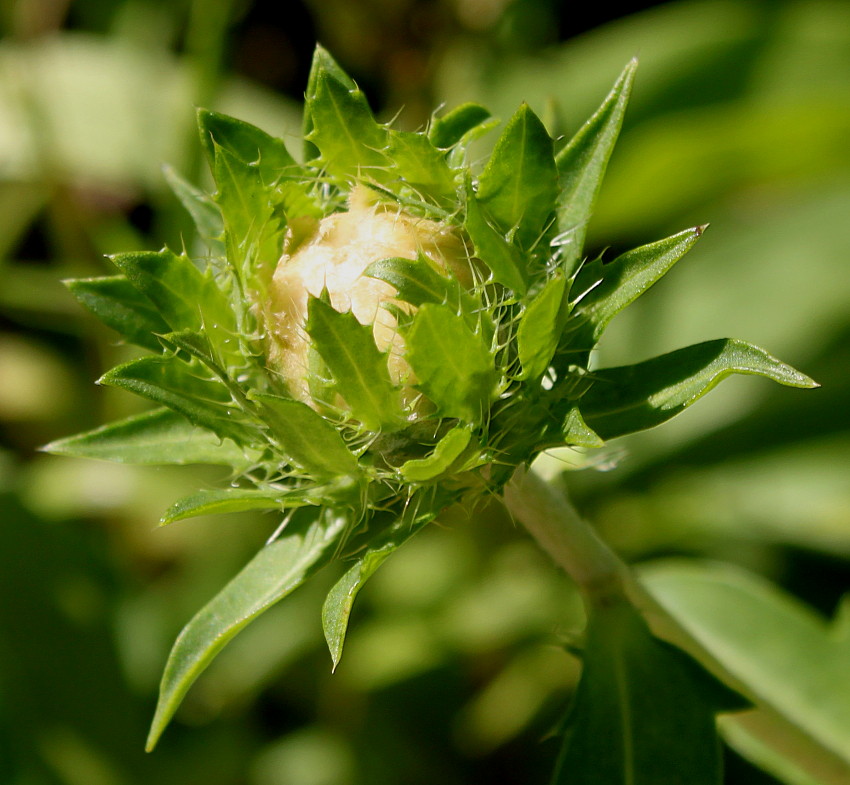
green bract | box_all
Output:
[45,46,816,752]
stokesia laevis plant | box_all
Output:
[46,46,817,781]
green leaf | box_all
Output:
[109,248,237,343]
[571,226,706,347]
[385,130,456,203]
[477,104,558,249]
[554,59,637,277]
[146,509,348,750]
[365,254,477,315]
[248,392,359,479]
[212,143,284,285]
[643,562,850,785]
[429,103,492,149]
[99,356,257,444]
[197,108,296,182]
[562,406,604,448]
[553,599,743,784]
[162,164,224,252]
[464,182,528,296]
[581,339,818,440]
[400,426,472,482]
[322,491,445,669]
[66,276,170,352]
[307,70,388,183]
[303,45,358,161]
[404,303,497,422]
[516,275,567,380]
[306,297,403,432]
[41,408,253,467]
[161,487,320,525]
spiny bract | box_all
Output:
[46,45,816,750]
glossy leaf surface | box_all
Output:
[146,509,348,750]
[42,408,252,466]
[160,487,319,525]
[581,339,817,440]
[400,426,472,482]
[517,275,567,380]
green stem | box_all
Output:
[503,465,747,686]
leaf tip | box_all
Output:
[694,223,710,237]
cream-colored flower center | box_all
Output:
[267,190,468,404]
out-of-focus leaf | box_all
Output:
[405,303,497,423]
[146,509,348,751]
[197,108,296,180]
[400,427,472,482]
[554,59,637,277]
[66,276,169,352]
[571,226,705,347]
[98,356,257,444]
[160,487,319,525]
[517,275,567,380]
[429,103,492,150]
[249,392,359,479]
[553,599,743,784]
[464,183,528,295]
[477,104,558,250]
[162,164,224,254]
[41,408,252,467]
[643,561,850,785]
[306,297,402,432]
[109,249,238,350]
[581,339,817,440]
[561,406,604,448]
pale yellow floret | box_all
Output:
[267,187,469,404]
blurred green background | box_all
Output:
[1,0,848,783]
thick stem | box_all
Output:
[504,465,629,606]
[504,464,747,688]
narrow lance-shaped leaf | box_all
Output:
[99,356,258,445]
[571,225,706,348]
[307,70,388,183]
[554,59,637,278]
[306,296,403,432]
[322,489,447,670]
[404,302,497,423]
[41,408,255,467]
[464,181,529,296]
[162,164,224,254]
[516,275,567,380]
[197,108,297,181]
[249,391,360,479]
[160,487,321,525]
[477,103,558,250]
[581,339,818,440]
[643,562,850,785]
[146,509,349,751]
[553,599,744,784]
[66,276,170,352]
